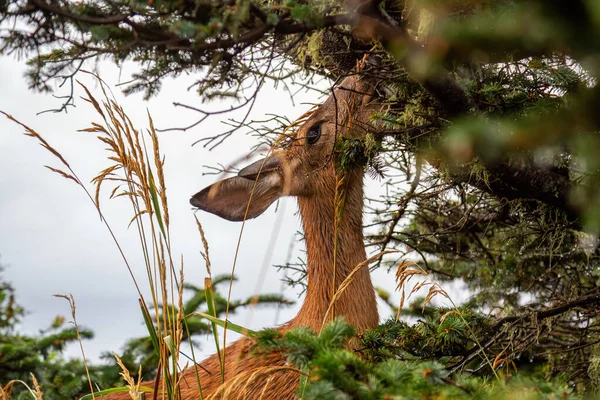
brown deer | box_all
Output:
[108,73,382,399]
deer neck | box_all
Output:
[291,171,379,333]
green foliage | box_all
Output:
[0,262,22,333]
[0,263,103,399]
[106,273,292,379]
[360,311,492,363]
[0,299,103,399]
[335,133,384,178]
[256,319,578,399]
[0,268,292,398]
[0,0,331,100]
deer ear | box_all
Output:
[190,174,282,222]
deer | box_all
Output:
[108,73,382,399]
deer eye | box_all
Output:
[306,124,321,145]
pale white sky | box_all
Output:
[0,55,465,365]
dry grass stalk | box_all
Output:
[330,173,347,323]
[172,264,186,383]
[0,111,79,187]
[114,353,144,400]
[0,112,75,179]
[0,381,13,399]
[492,346,518,374]
[0,380,32,400]
[29,374,43,400]
[53,294,95,399]
[322,250,397,329]
[393,260,453,320]
[194,216,212,277]
[439,309,460,323]
[148,112,169,231]
[3,72,191,396]
[78,75,187,391]
[2,77,151,304]
[393,261,502,380]
[0,375,44,399]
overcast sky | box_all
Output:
[0,56,466,366]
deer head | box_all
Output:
[190,74,380,219]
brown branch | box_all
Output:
[165,14,354,52]
[30,0,131,25]
[450,292,600,373]
[373,155,422,268]
[447,158,579,227]
[21,1,473,120]
[448,294,600,372]
[494,293,600,327]
[25,0,354,54]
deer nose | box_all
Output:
[237,156,281,181]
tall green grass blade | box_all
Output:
[204,278,224,382]
[195,312,257,336]
[164,335,175,355]
[139,299,173,398]
[299,366,309,397]
[139,299,160,354]
[164,334,181,400]
[79,386,153,399]
[182,320,205,400]
[148,172,166,239]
